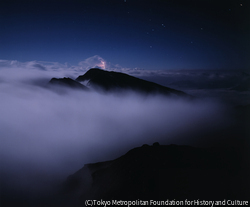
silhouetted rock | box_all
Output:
[49,77,89,90]
[63,144,249,204]
[234,104,250,125]
[152,142,160,147]
[76,68,188,97]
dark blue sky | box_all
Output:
[0,0,249,70]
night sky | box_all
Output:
[1,0,249,70]
[1,1,250,204]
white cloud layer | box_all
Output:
[78,55,106,70]
[0,57,249,199]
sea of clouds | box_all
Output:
[0,56,249,201]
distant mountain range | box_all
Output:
[48,68,189,97]
[62,143,249,204]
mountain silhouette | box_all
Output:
[63,143,249,204]
[76,68,188,96]
[48,77,89,90]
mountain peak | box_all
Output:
[76,68,187,96]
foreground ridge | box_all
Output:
[63,143,249,203]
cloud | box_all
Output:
[0,60,82,88]
[1,58,250,105]
[0,82,229,178]
[32,63,47,71]
[78,55,106,70]
[121,69,250,105]
[1,59,239,201]
[0,57,147,86]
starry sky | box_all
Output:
[0,0,249,70]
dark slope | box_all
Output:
[76,68,188,96]
[231,77,250,91]
[48,77,89,90]
[63,143,249,203]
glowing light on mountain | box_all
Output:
[101,61,106,69]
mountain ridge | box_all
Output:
[48,77,89,90]
[75,68,188,96]
[62,143,249,204]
